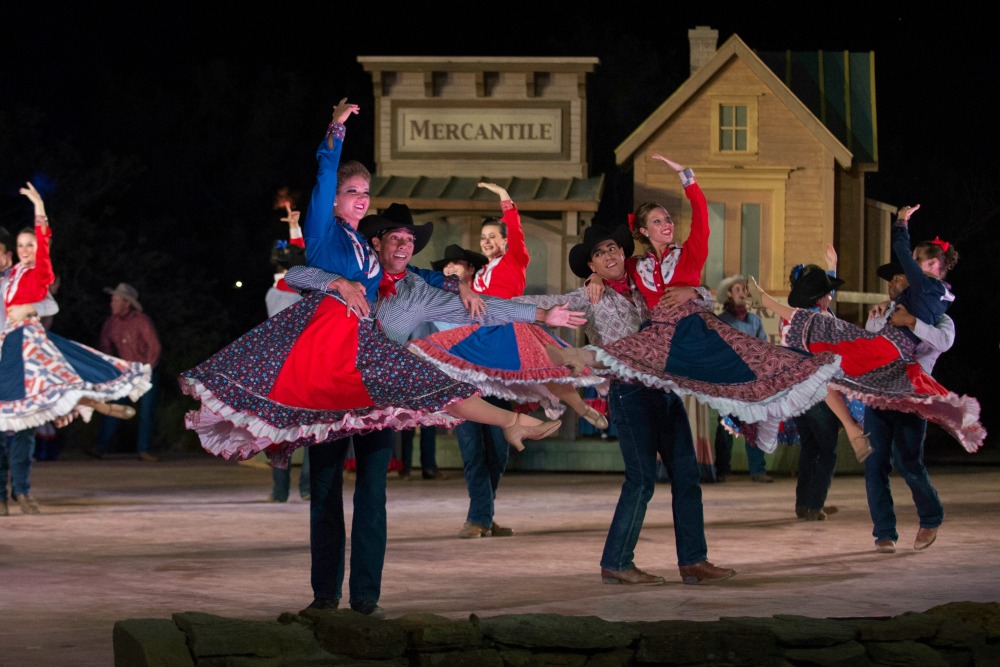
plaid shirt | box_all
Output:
[513,286,649,345]
[100,309,161,367]
[285,266,537,345]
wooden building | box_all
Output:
[357,56,603,298]
[616,27,886,323]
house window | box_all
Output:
[710,97,758,157]
[719,105,748,151]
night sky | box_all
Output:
[2,4,997,449]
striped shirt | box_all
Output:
[284,266,538,345]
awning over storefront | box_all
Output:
[370,174,604,214]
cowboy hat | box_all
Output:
[715,275,747,302]
[102,282,143,312]
[358,203,433,254]
[876,261,904,282]
[568,224,634,279]
[787,267,845,308]
[431,244,488,272]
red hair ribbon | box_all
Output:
[931,236,950,252]
[627,213,636,233]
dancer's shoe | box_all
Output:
[502,414,562,451]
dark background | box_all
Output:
[1,4,996,454]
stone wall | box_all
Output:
[114,601,1000,666]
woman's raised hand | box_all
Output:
[824,243,838,271]
[477,182,511,202]
[280,203,301,230]
[19,182,46,218]
[332,97,360,125]
[650,153,683,172]
[897,204,920,223]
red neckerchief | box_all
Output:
[723,301,748,321]
[379,270,406,299]
[604,274,632,298]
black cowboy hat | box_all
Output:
[787,266,846,308]
[876,261,904,282]
[431,244,488,272]
[568,224,635,279]
[358,203,433,254]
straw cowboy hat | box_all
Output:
[102,282,143,312]
[358,203,434,255]
[568,224,634,279]
[715,274,747,302]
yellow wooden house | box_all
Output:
[616,27,884,324]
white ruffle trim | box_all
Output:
[181,377,465,462]
[590,345,844,427]
[0,366,152,433]
[406,346,604,417]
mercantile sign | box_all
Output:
[391,101,569,160]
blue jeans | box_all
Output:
[95,369,158,454]
[455,395,510,527]
[864,406,943,543]
[714,419,767,476]
[602,383,707,569]
[271,447,311,501]
[309,430,392,608]
[400,426,437,475]
[2,429,37,497]
[793,402,839,511]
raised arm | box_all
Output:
[303,98,359,264]
[652,153,708,278]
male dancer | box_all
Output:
[285,205,583,617]
[517,224,735,585]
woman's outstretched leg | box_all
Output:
[546,382,608,429]
[446,397,561,451]
[823,390,873,463]
[545,345,603,376]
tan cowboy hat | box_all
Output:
[103,282,143,312]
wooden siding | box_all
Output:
[632,57,842,292]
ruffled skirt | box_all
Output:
[0,320,152,432]
[406,322,605,418]
[590,301,844,450]
[179,292,478,468]
[784,309,985,453]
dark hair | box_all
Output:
[0,227,11,253]
[18,226,36,237]
[789,263,823,287]
[338,160,371,184]
[631,201,672,244]
[914,240,959,278]
[270,242,306,271]
[481,217,508,239]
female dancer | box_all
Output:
[746,205,983,454]
[1,183,149,433]
[546,153,844,450]
[179,99,561,469]
[406,182,607,425]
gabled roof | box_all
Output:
[615,34,854,170]
[370,174,604,213]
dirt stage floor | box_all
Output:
[1,452,998,666]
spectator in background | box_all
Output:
[92,283,162,461]
[712,274,772,483]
